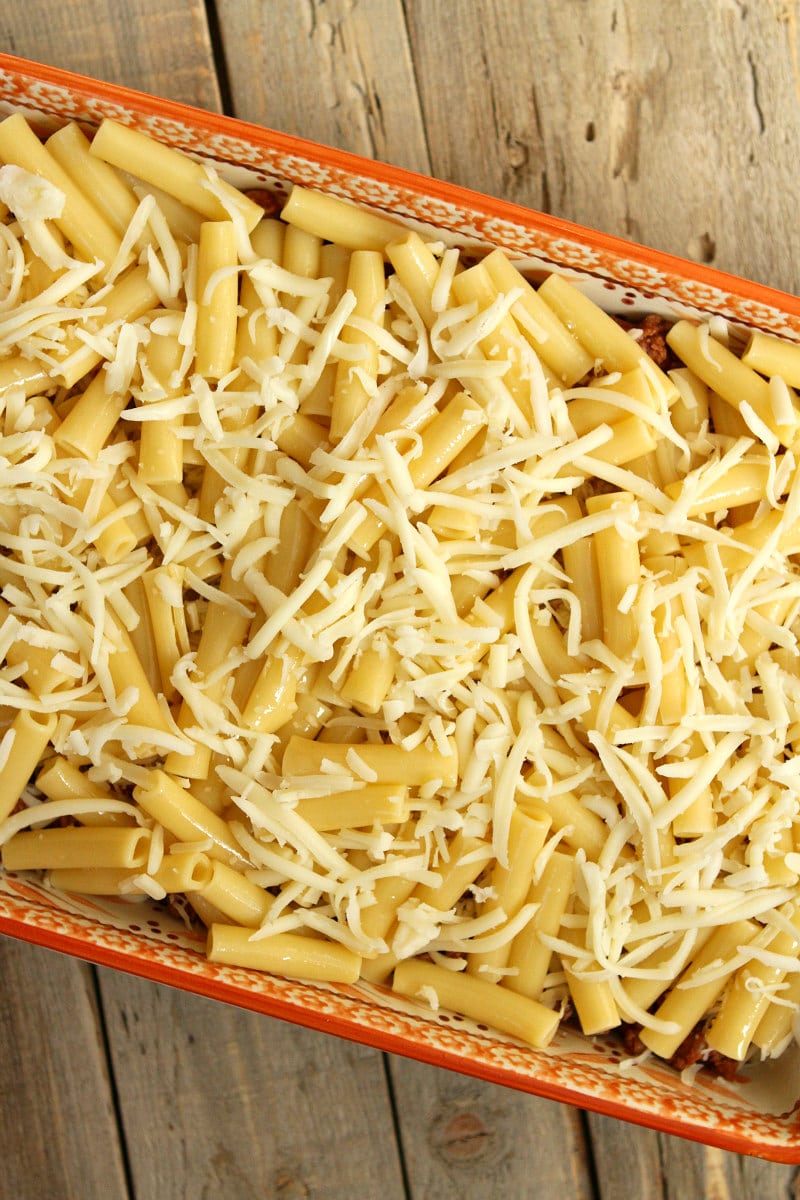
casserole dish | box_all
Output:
[1,51,799,1161]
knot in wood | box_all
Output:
[433,1109,492,1161]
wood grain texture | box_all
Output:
[389,1056,595,1200]
[662,1139,800,1200]
[404,0,800,292]
[0,0,221,109]
[214,0,431,172]
[588,1110,800,1199]
[97,968,408,1200]
[0,938,129,1200]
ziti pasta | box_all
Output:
[1,114,800,1069]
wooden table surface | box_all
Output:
[2,2,800,1196]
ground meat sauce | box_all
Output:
[613,313,678,370]
[620,1022,740,1079]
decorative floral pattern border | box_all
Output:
[1,52,800,1162]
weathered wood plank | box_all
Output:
[404,0,800,293]
[659,1138,800,1200]
[97,968,408,1200]
[590,1129,800,1200]
[0,938,129,1200]
[0,0,221,109]
[389,1056,596,1200]
[588,1113,800,1200]
[214,0,431,172]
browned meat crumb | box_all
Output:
[612,313,677,369]
[244,188,282,216]
[667,1024,741,1080]
[669,1026,707,1072]
[620,1022,646,1057]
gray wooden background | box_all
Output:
[1,2,799,1196]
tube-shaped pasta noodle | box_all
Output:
[69,483,138,566]
[198,860,270,928]
[664,459,778,516]
[647,558,689,728]
[35,756,133,828]
[764,826,797,887]
[331,249,386,441]
[752,972,800,1056]
[2,825,150,871]
[275,413,328,470]
[451,261,539,425]
[392,958,560,1049]
[348,391,486,557]
[263,503,317,592]
[620,929,713,1014]
[585,491,640,660]
[561,524,603,644]
[742,329,800,387]
[505,851,575,999]
[467,808,550,982]
[385,232,438,328]
[640,919,758,1060]
[54,264,160,389]
[669,366,710,440]
[141,567,183,703]
[704,906,800,1061]
[483,249,594,386]
[195,221,238,379]
[138,333,185,484]
[0,355,52,400]
[339,643,399,715]
[194,225,281,515]
[360,871,419,943]
[708,389,751,439]
[366,384,433,446]
[565,961,621,1036]
[165,566,252,778]
[294,784,408,831]
[154,851,214,893]
[281,186,404,252]
[104,609,172,736]
[237,219,283,356]
[5,637,70,698]
[669,734,716,838]
[587,415,658,467]
[281,735,458,788]
[0,710,58,822]
[539,271,676,405]
[666,320,800,445]
[46,121,139,238]
[241,651,300,735]
[0,114,124,271]
[427,498,481,540]
[90,119,263,232]
[53,372,129,458]
[282,224,321,281]
[133,769,248,868]
[517,787,607,862]
[412,832,493,912]
[207,923,362,983]
[47,867,139,895]
[107,468,153,547]
[299,240,352,417]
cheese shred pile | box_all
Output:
[2,113,800,1068]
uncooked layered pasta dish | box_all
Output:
[2,112,800,1075]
